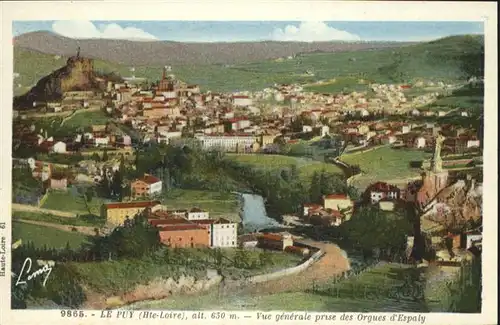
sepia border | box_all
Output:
[1,1,497,324]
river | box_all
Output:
[238,193,283,232]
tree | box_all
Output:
[102,149,109,162]
[310,171,322,204]
[99,171,111,198]
[343,206,412,260]
[85,187,94,203]
[87,211,161,260]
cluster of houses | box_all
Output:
[101,200,238,248]
[14,64,480,158]
[302,194,355,227]
[100,198,312,257]
[336,120,480,153]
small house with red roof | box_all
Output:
[257,232,293,251]
[309,209,344,227]
[158,224,210,248]
[131,173,162,198]
[364,182,401,204]
[49,174,68,190]
[323,194,354,219]
[303,203,323,217]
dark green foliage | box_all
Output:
[45,264,86,308]
[86,212,161,260]
[342,205,413,259]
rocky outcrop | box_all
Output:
[83,275,223,309]
[14,56,102,109]
[422,179,482,231]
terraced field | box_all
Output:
[340,146,431,189]
[12,221,90,249]
[226,154,343,182]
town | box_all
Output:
[11,33,483,313]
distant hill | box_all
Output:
[13,34,484,96]
[14,31,414,66]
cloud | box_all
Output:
[52,21,158,41]
[271,22,361,42]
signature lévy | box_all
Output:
[15,258,52,287]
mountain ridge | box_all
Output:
[14,31,417,66]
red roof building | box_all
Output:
[131,173,163,199]
[364,182,401,204]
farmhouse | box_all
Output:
[49,174,68,190]
[102,200,162,226]
[131,173,163,198]
[186,208,210,221]
[158,224,210,248]
[257,233,293,251]
[323,194,354,219]
[365,182,401,204]
[52,141,67,154]
[196,218,238,248]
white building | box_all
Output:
[161,91,177,99]
[467,139,480,148]
[186,208,210,221]
[321,125,330,137]
[466,232,482,249]
[230,118,251,131]
[157,131,182,144]
[414,137,426,149]
[132,174,163,198]
[274,93,285,102]
[210,218,238,248]
[401,125,412,134]
[195,134,256,152]
[52,141,67,154]
[94,136,109,147]
[232,96,253,107]
[302,125,313,133]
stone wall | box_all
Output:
[247,249,325,284]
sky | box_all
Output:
[12,21,484,42]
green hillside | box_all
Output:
[12,221,90,250]
[14,35,484,96]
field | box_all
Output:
[340,146,431,189]
[226,154,344,182]
[303,77,371,94]
[14,35,483,95]
[12,221,90,250]
[62,110,111,129]
[12,211,105,228]
[162,189,241,222]
[41,190,106,216]
[131,262,430,312]
[425,84,484,114]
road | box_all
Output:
[16,219,98,236]
[243,239,350,295]
[12,203,76,218]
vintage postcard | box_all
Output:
[0,1,497,325]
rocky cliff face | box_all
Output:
[14,56,101,109]
[422,179,482,231]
